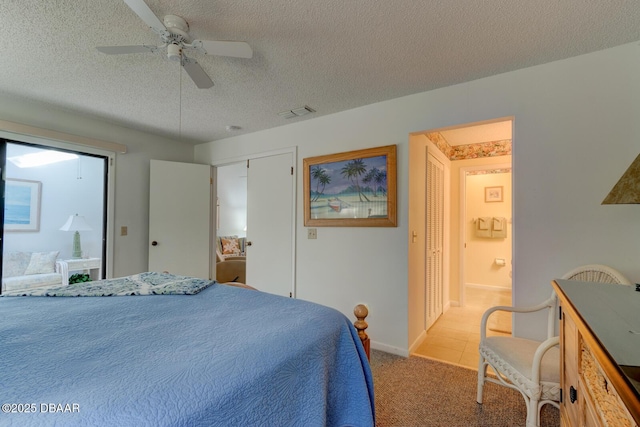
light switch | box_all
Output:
[121,226,128,236]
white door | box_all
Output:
[426,151,444,329]
[245,153,294,297]
[149,160,213,279]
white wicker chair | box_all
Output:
[561,264,631,285]
[476,264,631,427]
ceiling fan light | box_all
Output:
[167,43,182,61]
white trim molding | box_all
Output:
[0,119,127,154]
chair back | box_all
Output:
[547,264,631,339]
[561,264,631,285]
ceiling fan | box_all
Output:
[96,0,253,89]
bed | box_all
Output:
[0,273,375,426]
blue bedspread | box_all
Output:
[0,283,375,426]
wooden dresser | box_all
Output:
[553,279,640,426]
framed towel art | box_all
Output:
[303,144,397,227]
[4,179,42,231]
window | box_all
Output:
[1,140,109,294]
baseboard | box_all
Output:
[408,330,427,354]
[371,340,409,357]
[449,300,460,307]
[412,353,478,371]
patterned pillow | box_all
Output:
[2,252,32,277]
[217,235,237,253]
[221,238,240,255]
[24,251,59,275]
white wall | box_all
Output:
[0,95,194,278]
[196,41,640,350]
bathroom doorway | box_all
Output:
[409,118,513,367]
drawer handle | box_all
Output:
[569,386,577,403]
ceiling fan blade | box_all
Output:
[123,0,168,36]
[96,45,156,55]
[191,40,253,59]
[182,57,214,89]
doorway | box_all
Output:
[460,165,512,334]
[216,162,247,240]
[408,118,513,368]
[212,148,296,297]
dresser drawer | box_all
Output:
[580,343,637,427]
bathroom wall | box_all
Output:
[465,171,512,288]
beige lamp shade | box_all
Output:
[59,214,93,232]
[60,214,92,258]
[602,154,640,205]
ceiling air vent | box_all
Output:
[278,106,315,119]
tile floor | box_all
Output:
[412,286,512,370]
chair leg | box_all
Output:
[476,355,487,404]
[526,398,540,427]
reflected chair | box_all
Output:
[476,264,631,427]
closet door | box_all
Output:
[426,152,444,329]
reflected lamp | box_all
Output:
[60,214,92,258]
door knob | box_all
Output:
[151,241,158,246]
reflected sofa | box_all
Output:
[1,251,66,293]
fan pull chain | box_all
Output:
[179,64,182,141]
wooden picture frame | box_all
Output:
[485,186,503,203]
[5,179,42,231]
[303,145,397,227]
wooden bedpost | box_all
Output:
[353,304,370,360]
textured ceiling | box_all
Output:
[1,1,639,145]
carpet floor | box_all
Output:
[370,350,560,427]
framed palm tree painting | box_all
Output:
[303,145,396,227]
